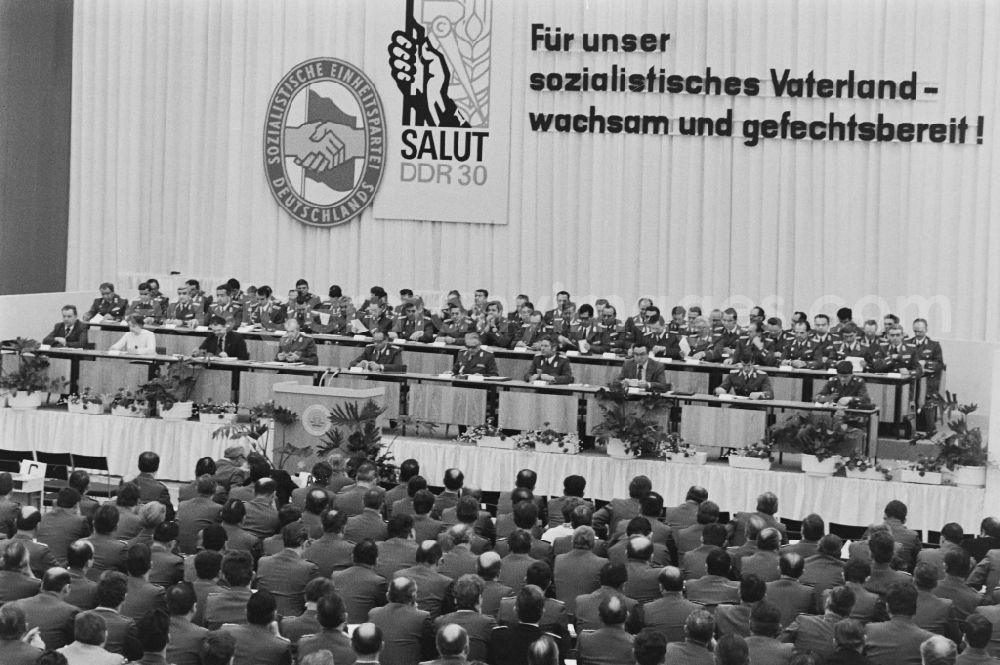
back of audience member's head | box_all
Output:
[715,634,749,665]
[779,552,804,579]
[914,561,939,590]
[739,573,767,603]
[246,589,277,626]
[311,460,334,485]
[387,513,414,540]
[508,529,532,555]
[221,551,254,587]
[303,577,334,604]
[827,585,856,618]
[305,489,329,515]
[525,561,553,592]
[363,489,383,511]
[756,492,778,516]
[478,552,502,580]
[444,468,465,491]
[397,459,419,483]
[221,499,245,525]
[41,567,72,593]
[96,571,129,609]
[513,501,539,529]
[138,451,160,474]
[706,549,732,577]
[321,509,347,535]
[944,549,971,578]
[657,566,684,593]
[633,629,666,665]
[817,533,843,557]
[407,475,428,498]
[194,457,217,478]
[453,574,484,610]
[0,605,25,640]
[563,474,586,498]
[154,520,179,545]
[515,584,545,623]
[15,506,41,532]
[749,600,781,638]
[254,477,276,496]
[436,623,469,657]
[599,562,628,589]
[868,531,896,564]
[352,622,383,657]
[388,576,417,605]
[136,609,171,652]
[166,582,197,616]
[685,609,715,644]
[316,591,347,628]
[626,516,652,537]
[200,627,237,665]
[455,496,479,524]
[125,543,152,577]
[274,504,302,531]
[281,523,308,549]
[73,611,107,646]
[627,535,654,562]
[696,500,720,525]
[570,504,594,528]
[884,499,908,522]
[598,594,628,626]
[448,524,471,546]
[2,540,26,570]
[196,475,217,497]
[572,525,596,551]
[413,489,436,515]
[701,523,727,548]
[757,527,780,551]
[194,550,223,581]
[800,513,825,541]
[920,634,957,665]
[628,475,652,500]
[964,613,993,649]
[939,521,963,545]
[416,540,443,565]
[745,515,767,541]
[834,618,865,651]
[355,463,376,483]
[789,654,821,665]
[843,558,871,584]
[640,492,663,518]
[117,482,141,508]
[884,581,919,617]
[527,635,560,665]
[514,469,537,490]
[201,523,228,552]
[510,487,533,508]
[136,501,166,530]
[685,485,708,504]
[56,487,81,509]
[68,469,90,496]
[67,540,94,570]
[353,539,379,566]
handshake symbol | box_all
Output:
[284,121,366,172]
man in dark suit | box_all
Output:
[865,531,914,597]
[935,550,983,620]
[36,488,92,566]
[728,492,788,547]
[149,522,184,587]
[91,571,143,660]
[642,566,701,643]
[331,539,389,623]
[825,618,877,665]
[345,490,389,543]
[523,336,574,384]
[190,550,225,627]
[865,582,935,665]
[394,541,452,618]
[714,363,774,399]
[434,575,497,662]
[83,282,128,321]
[335,463,385,518]
[622,536,664,604]
[176,475,222,555]
[376,514,419,580]
[65,540,99,610]
[765,553,815,628]
[7,507,59,578]
[592,475,651,536]
[488,585,564,665]
[165,582,209,665]
[663,486,708,530]
[439,525,480,580]
[715,574,767,638]
[578,595,635,665]
[350,330,406,372]
[85,504,128,580]
[779,585,855,660]
[297,593,358,664]
[684,549,740,607]
[913,562,959,641]
[221,590,292,665]
[553,526,605,614]
[744,600,795,664]
[279,577,331,644]
[120,543,166,620]
[669,500,721,561]
[0,472,19,539]
[275,316,318,364]
[663,609,716,664]
[574,562,639,633]
[815,361,873,406]
[130,452,175,521]
[680,523,727,580]
[478,552,514,619]
[242,478,281,539]
[8,567,78,650]
[452,331,499,375]
[256,524,320,617]
[412,490,445,543]
[617,344,670,392]
[800,535,847,612]
[204,551,255,629]
[43,305,89,348]
[196,315,250,359]
[305,509,355,577]
[369,576,432,665]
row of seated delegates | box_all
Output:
[6,450,1000,665]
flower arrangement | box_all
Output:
[214,400,302,469]
[196,399,238,415]
[0,337,66,397]
[727,438,776,460]
[658,432,707,465]
[836,452,893,480]
[516,422,581,454]
[455,418,509,444]
[922,392,987,470]
[593,382,671,457]
[905,453,945,476]
[110,389,150,416]
[770,412,863,461]
[67,387,104,406]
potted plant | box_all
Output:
[456,418,516,450]
[726,439,775,470]
[659,433,707,465]
[593,382,670,459]
[196,399,239,424]
[900,453,945,485]
[836,452,893,481]
[214,401,306,470]
[926,393,988,487]
[138,358,201,420]
[110,389,151,417]
[0,337,66,409]
[516,422,581,455]
[66,387,106,415]
[771,412,863,476]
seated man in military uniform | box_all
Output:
[84,282,129,322]
[558,304,604,354]
[165,284,204,328]
[639,315,684,360]
[714,363,773,400]
[208,285,243,330]
[478,301,513,349]
[870,326,920,376]
[780,322,819,369]
[524,336,574,385]
[358,301,394,336]
[436,302,473,344]
[829,323,871,371]
[349,330,405,373]
[308,285,355,335]
[726,322,775,367]
[682,317,723,362]
[276,317,318,365]
[815,361,872,407]
[242,285,284,330]
[453,331,498,376]
[124,282,165,325]
[391,301,436,343]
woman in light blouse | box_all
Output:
[109,314,158,355]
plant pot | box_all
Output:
[801,454,842,477]
[69,401,104,415]
[606,438,640,459]
[477,436,517,450]
[159,401,194,420]
[948,465,987,488]
[7,392,42,410]
[199,412,238,425]
[665,451,708,465]
[845,467,886,481]
[112,405,148,418]
[535,440,579,455]
[900,469,943,485]
[728,455,772,471]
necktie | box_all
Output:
[65,325,71,336]
[638,363,645,382]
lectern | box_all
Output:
[271,381,387,471]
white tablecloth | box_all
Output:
[389,438,984,534]
[0,408,227,481]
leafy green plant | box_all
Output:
[0,338,66,396]
[836,451,893,480]
[770,412,862,461]
[137,358,201,409]
[213,401,305,469]
[658,433,697,459]
[915,392,987,469]
[726,438,775,460]
[592,382,670,456]
[455,418,508,444]
[515,422,580,453]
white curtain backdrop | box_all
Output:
[69,0,1000,340]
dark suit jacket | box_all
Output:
[36,507,91,565]
[256,548,320,617]
[304,533,355,577]
[0,639,44,665]
[780,611,840,659]
[176,495,222,554]
[10,592,78,650]
[394,564,452,618]
[198,331,250,360]
[574,588,638,633]
[523,355,574,384]
[489,623,563,665]
[439,544,480,580]
[350,344,406,372]
[43,320,89,348]
[684,574,740,607]
[149,543,184,587]
[332,564,388,623]
[554,549,606,613]
[90,606,142,660]
[166,616,209,665]
[864,616,934,665]
[453,348,499,376]
[204,587,253,629]
[242,495,280,539]
[642,592,701,642]
[279,608,321,644]
[434,610,497,662]
[577,626,634,665]
[481,579,514,619]
[369,602,432,665]
[223,623,292,665]
[132,473,175,521]
[376,537,419,580]
[297,628,358,665]
[65,569,98,610]
[745,635,795,665]
[120,575,166,620]
[344,508,388,543]
[663,500,700,529]
[618,358,670,392]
